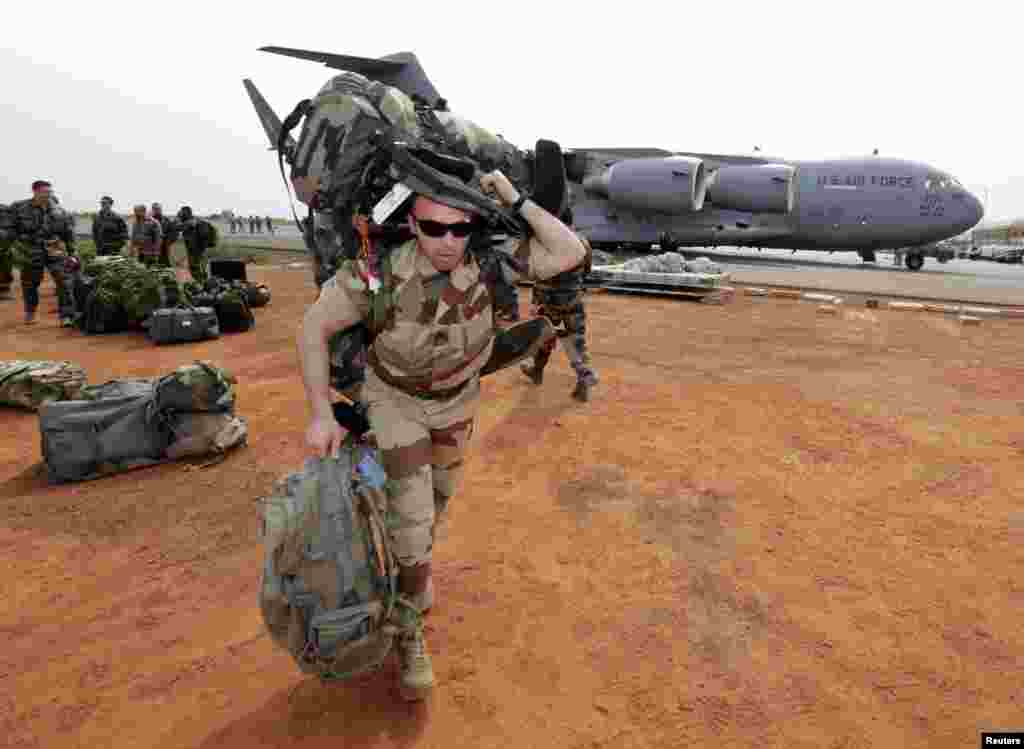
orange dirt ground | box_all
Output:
[2,265,1022,749]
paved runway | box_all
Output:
[678,248,1024,306]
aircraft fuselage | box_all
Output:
[572,157,984,253]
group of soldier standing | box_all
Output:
[0,180,217,325]
[229,215,273,234]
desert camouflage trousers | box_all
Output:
[0,241,12,296]
[362,365,478,567]
[20,245,75,318]
[531,294,596,383]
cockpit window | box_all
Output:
[925,173,959,192]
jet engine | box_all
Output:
[582,156,707,213]
[705,164,795,214]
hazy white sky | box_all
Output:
[3,0,1020,223]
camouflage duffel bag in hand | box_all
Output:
[258,439,419,681]
[0,360,88,410]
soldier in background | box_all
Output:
[0,202,14,301]
[177,206,214,284]
[151,202,180,268]
[265,215,274,234]
[91,196,129,256]
[10,180,77,325]
[129,204,162,266]
[520,220,599,401]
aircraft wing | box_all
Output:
[242,78,296,155]
[259,47,443,107]
[569,147,782,168]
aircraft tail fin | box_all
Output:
[259,47,444,108]
[243,78,296,155]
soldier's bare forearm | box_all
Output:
[298,311,339,421]
[520,200,585,277]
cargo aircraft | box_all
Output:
[244,48,983,271]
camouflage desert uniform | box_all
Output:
[10,198,77,320]
[91,208,129,256]
[0,203,14,298]
[528,236,597,388]
[326,236,560,567]
[131,217,163,266]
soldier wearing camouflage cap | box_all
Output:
[299,163,585,702]
[91,196,129,256]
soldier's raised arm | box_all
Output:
[480,170,584,280]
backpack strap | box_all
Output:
[366,243,395,341]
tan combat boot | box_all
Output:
[396,563,435,701]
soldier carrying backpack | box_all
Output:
[176,206,217,284]
[299,157,584,700]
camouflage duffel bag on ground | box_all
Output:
[39,393,173,483]
[79,378,155,401]
[154,361,237,413]
[0,360,88,410]
[258,440,420,681]
[165,412,248,461]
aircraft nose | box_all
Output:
[964,191,984,229]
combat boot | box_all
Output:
[396,562,435,701]
[520,362,544,385]
[572,371,599,402]
[396,623,435,701]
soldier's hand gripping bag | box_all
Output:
[258,442,414,681]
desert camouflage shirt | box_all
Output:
[130,217,162,256]
[329,235,572,394]
[91,209,129,251]
[10,199,76,252]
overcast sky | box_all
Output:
[2,0,1020,224]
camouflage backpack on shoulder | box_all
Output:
[258,438,418,681]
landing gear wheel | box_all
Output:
[659,235,679,253]
[858,250,877,263]
[904,253,924,271]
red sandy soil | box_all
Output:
[1,266,1022,748]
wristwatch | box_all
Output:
[511,193,529,214]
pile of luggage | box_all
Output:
[69,256,271,344]
[38,361,247,483]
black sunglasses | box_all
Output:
[413,216,477,239]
